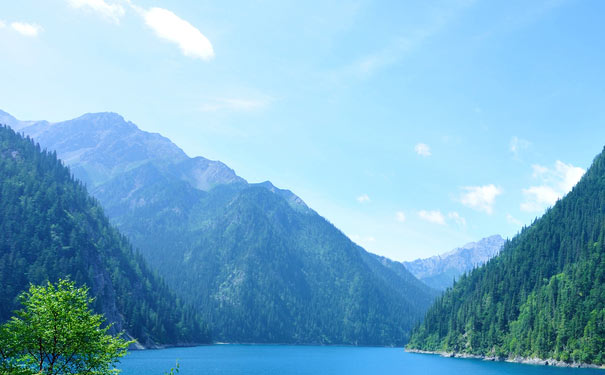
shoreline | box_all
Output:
[405,348,605,369]
[130,342,212,351]
[132,342,403,351]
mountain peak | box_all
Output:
[73,112,136,130]
[404,235,505,290]
[257,180,277,191]
[78,111,125,121]
[177,156,246,191]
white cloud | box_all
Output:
[510,136,531,157]
[448,211,466,227]
[66,0,125,23]
[521,161,585,212]
[520,186,559,212]
[357,194,370,203]
[10,22,42,37]
[414,143,431,157]
[142,7,214,60]
[459,184,502,214]
[200,97,271,112]
[418,210,446,225]
[67,1,214,61]
[395,211,406,223]
[0,20,6,28]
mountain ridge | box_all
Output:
[8,110,307,209]
[407,146,605,365]
[403,235,505,290]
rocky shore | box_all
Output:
[405,348,605,369]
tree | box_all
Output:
[0,279,132,375]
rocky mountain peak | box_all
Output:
[404,235,505,290]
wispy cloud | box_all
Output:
[521,161,585,212]
[67,0,125,23]
[458,184,502,214]
[357,194,370,203]
[200,97,271,112]
[418,210,446,225]
[141,7,214,61]
[417,209,465,227]
[10,22,42,37]
[448,211,466,227]
[414,143,431,157]
[395,211,406,223]
[506,213,522,226]
[333,1,475,80]
[510,136,531,158]
[0,20,6,28]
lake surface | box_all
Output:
[119,345,605,375]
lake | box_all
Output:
[119,345,605,375]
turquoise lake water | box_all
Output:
[119,345,605,375]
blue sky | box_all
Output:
[2,0,605,261]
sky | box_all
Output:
[2,0,605,261]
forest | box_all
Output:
[408,146,605,365]
[0,125,210,346]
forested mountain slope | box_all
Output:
[403,235,505,290]
[0,125,209,347]
[408,147,605,365]
[6,110,438,345]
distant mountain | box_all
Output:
[0,125,209,347]
[408,147,605,365]
[6,110,438,345]
[7,111,242,190]
[403,235,505,290]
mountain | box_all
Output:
[403,235,505,290]
[0,124,210,347]
[407,147,605,365]
[6,110,438,345]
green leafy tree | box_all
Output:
[0,279,131,375]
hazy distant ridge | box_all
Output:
[403,235,505,290]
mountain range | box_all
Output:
[2,109,437,345]
[403,235,505,290]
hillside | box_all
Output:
[7,110,438,345]
[403,235,505,290]
[0,124,210,347]
[407,147,605,365]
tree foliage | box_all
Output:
[0,279,130,375]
